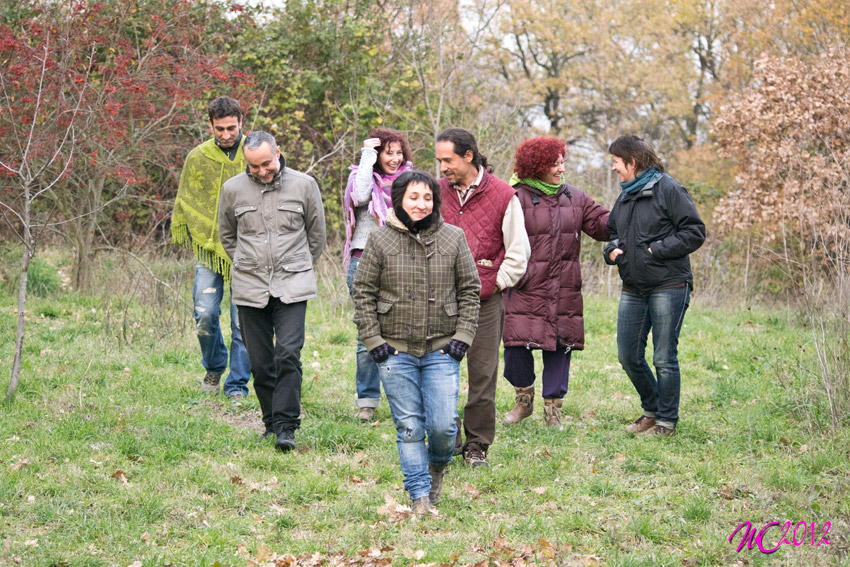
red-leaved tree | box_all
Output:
[0,0,256,402]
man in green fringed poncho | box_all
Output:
[171,97,252,400]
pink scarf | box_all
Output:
[343,161,412,268]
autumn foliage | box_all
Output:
[713,46,850,257]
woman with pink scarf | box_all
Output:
[344,128,413,422]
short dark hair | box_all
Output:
[368,128,412,175]
[436,128,493,173]
[608,135,665,174]
[513,137,566,180]
[208,97,243,123]
[391,170,442,214]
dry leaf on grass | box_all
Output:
[111,470,129,484]
[10,459,29,471]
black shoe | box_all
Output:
[275,429,296,452]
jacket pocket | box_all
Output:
[279,252,312,273]
[234,256,258,271]
[234,205,261,235]
[431,300,459,338]
[277,202,305,232]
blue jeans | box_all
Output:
[192,263,251,396]
[346,256,382,408]
[617,286,690,426]
[378,350,460,501]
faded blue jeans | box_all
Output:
[617,286,690,427]
[346,256,382,408]
[192,263,251,397]
[378,350,460,501]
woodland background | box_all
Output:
[1,1,850,564]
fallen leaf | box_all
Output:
[350,476,362,484]
[534,487,547,495]
[10,459,29,471]
[615,453,627,462]
[583,555,600,565]
[111,470,128,484]
[23,539,38,547]
[128,562,142,567]
[140,531,150,543]
[799,444,809,453]
[230,476,243,485]
[461,482,480,499]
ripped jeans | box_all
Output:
[377,350,459,501]
[192,263,251,396]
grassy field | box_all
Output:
[1,253,848,566]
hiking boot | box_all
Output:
[411,495,430,516]
[463,443,489,468]
[543,398,563,429]
[429,463,447,504]
[625,414,656,434]
[453,416,463,456]
[643,424,676,437]
[275,429,296,452]
[504,386,534,425]
[355,407,375,422]
[200,371,221,393]
[228,392,245,402]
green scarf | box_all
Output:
[509,173,564,195]
[171,138,246,280]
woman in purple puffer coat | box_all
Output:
[502,137,609,428]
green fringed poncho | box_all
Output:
[171,138,246,281]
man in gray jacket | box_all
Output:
[218,131,326,451]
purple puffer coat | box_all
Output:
[503,182,609,351]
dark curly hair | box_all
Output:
[513,137,566,180]
[368,128,412,175]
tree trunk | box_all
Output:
[6,189,32,404]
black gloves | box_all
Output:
[445,339,469,362]
[370,342,391,363]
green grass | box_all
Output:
[0,255,849,566]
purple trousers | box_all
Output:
[503,346,573,399]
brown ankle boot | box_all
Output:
[543,398,563,428]
[504,386,535,424]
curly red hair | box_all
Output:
[513,137,566,180]
[368,128,412,174]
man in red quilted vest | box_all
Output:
[436,128,530,467]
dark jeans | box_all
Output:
[617,287,690,425]
[238,298,307,432]
[503,346,573,399]
[461,291,504,452]
[346,256,382,408]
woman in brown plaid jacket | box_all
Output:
[353,170,481,515]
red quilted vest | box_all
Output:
[441,169,515,300]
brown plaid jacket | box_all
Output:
[353,210,480,356]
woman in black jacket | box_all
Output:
[603,135,705,437]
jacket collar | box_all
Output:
[386,209,443,236]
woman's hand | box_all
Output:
[369,342,397,363]
[441,339,469,362]
[608,248,624,263]
[363,137,381,150]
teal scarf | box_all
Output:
[620,167,662,195]
[509,173,564,195]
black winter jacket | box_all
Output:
[603,174,705,294]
